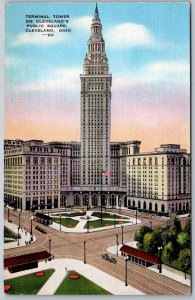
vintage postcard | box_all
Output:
[4,0,191,295]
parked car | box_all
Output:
[101,253,110,261]
[35,226,47,234]
[109,257,117,264]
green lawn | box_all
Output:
[84,219,129,229]
[92,212,129,219]
[4,227,20,240]
[4,269,55,295]
[55,271,111,295]
[52,217,79,228]
[55,212,86,217]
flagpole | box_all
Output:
[101,169,103,224]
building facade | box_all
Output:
[4,6,191,215]
[80,5,112,187]
[126,144,191,215]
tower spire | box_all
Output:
[95,2,98,14]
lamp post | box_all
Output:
[158,246,163,273]
[150,220,153,230]
[119,200,121,214]
[8,207,10,222]
[136,208,138,224]
[65,199,67,212]
[18,212,21,229]
[30,216,33,241]
[84,240,86,264]
[59,214,61,230]
[121,225,124,244]
[17,227,20,246]
[100,194,103,224]
[87,216,90,233]
[49,238,51,253]
[41,200,44,214]
[116,234,119,255]
[125,256,128,286]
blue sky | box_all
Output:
[5,1,190,151]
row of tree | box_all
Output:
[134,216,191,278]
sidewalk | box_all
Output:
[4,220,36,250]
[107,242,191,287]
[4,258,145,295]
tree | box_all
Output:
[162,241,175,264]
[134,226,152,250]
[177,232,190,249]
[143,228,162,255]
[178,248,191,279]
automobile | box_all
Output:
[109,257,117,264]
[101,253,110,261]
[35,225,41,231]
[40,228,47,234]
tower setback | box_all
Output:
[80,5,112,186]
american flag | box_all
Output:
[102,170,110,176]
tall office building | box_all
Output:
[80,5,112,186]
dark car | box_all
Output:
[35,225,41,230]
[101,253,110,260]
[109,257,117,264]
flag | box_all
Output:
[102,170,110,176]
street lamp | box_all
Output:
[17,227,20,246]
[18,212,21,229]
[60,214,61,231]
[84,240,86,264]
[150,220,153,230]
[136,208,138,224]
[121,225,124,244]
[8,207,10,222]
[158,246,163,273]
[49,238,51,253]
[41,201,44,214]
[125,256,128,286]
[116,234,119,255]
[87,216,90,233]
[30,216,33,241]
[65,199,67,212]
[100,195,103,224]
[119,200,121,214]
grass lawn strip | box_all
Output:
[52,217,79,228]
[4,269,55,295]
[92,212,129,219]
[54,212,86,217]
[55,271,111,295]
[4,226,20,239]
[84,219,129,228]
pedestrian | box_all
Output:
[65,267,67,272]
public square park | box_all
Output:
[4,206,191,295]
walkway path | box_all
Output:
[4,220,36,250]
[4,258,144,295]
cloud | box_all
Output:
[113,60,190,86]
[5,55,22,67]
[138,60,190,84]
[71,16,92,32]
[14,67,81,92]
[105,22,154,49]
[12,31,70,47]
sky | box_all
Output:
[5,1,190,152]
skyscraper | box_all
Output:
[80,4,112,186]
